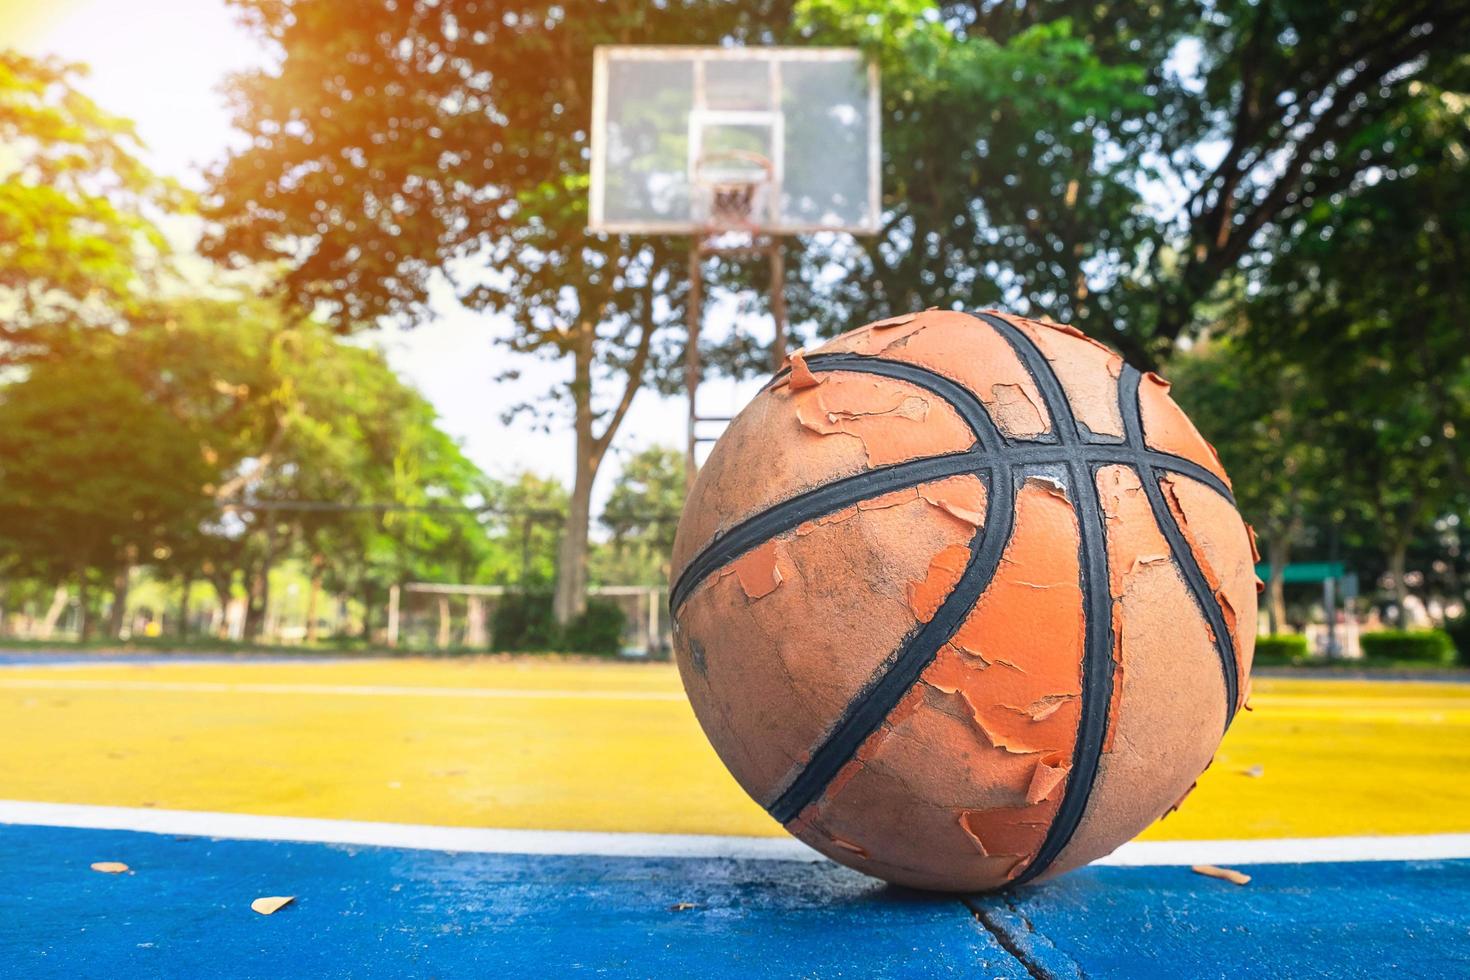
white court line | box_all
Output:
[2,800,1468,867]
[0,801,821,861]
[0,678,685,701]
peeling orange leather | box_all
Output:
[865,312,920,330]
[787,349,823,390]
[796,479,1085,887]
[675,479,984,804]
[673,307,1255,894]
[727,539,792,600]
[991,311,1125,439]
[918,480,987,529]
[907,544,971,624]
[1026,754,1071,805]
[988,383,1049,434]
[793,373,969,468]
[959,807,1050,861]
[670,372,975,576]
[1159,472,1261,689]
[1137,371,1231,484]
[1037,466,1227,881]
[810,309,1054,440]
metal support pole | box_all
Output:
[769,240,788,372]
[1324,576,1339,659]
[685,243,704,493]
[647,589,659,656]
[386,584,400,649]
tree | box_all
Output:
[0,337,215,638]
[481,473,568,589]
[1166,339,1331,633]
[0,49,184,361]
[792,1,1470,368]
[1139,1,1470,360]
[793,1,1167,361]
[597,445,684,585]
[202,0,792,625]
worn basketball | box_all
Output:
[669,309,1259,892]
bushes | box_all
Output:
[1445,618,1470,667]
[491,593,626,656]
[1253,634,1310,665]
[560,600,627,656]
[490,593,559,652]
[1359,630,1456,665]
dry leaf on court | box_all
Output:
[1192,865,1251,886]
[90,862,130,874]
[1239,765,1264,778]
[668,902,699,912]
[251,896,296,915]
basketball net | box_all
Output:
[692,150,775,235]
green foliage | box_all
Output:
[1234,59,1470,607]
[1252,634,1311,665]
[489,593,626,655]
[1359,630,1457,666]
[561,599,627,657]
[595,446,684,586]
[480,473,568,589]
[490,593,559,653]
[0,336,215,582]
[1446,618,1470,667]
[204,0,795,622]
[792,1,1165,359]
[0,50,187,359]
[789,2,1470,367]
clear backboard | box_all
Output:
[590,46,880,236]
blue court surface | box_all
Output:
[4,819,1467,978]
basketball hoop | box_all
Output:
[692,149,775,232]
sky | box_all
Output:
[6,0,766,510]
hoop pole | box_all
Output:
[685,243,704,494]
[769,241,788,372]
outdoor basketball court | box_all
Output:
[1,652,1467,977]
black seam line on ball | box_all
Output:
[766,464,1018,825]
[799,353,1005,450]
[670,356,1233,616]
[667,442,1228,615]
[1118,366,1239,730]
[669,451,986,612]
[980,312,1116,888]
[671,356,1001,615]
[766,350,1230,500]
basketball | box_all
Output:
[669,309,1260,891]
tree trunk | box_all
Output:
[436,595,452,649]
[244,536,282,643]
[178,571,194,639]
[1266,537,1289,635]
[554,450,595,626]
[38,584,68,639]
[1387,537,1411,627]
[208,569,234,639]
[107,560,132,640]
[243,560,270,642]
[76,573,91,642]
[306,555,324,644]
[554,326,599,627]
[549,305,655,627]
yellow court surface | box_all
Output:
[0,657,1466,841]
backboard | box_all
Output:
[590,46,880,236]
